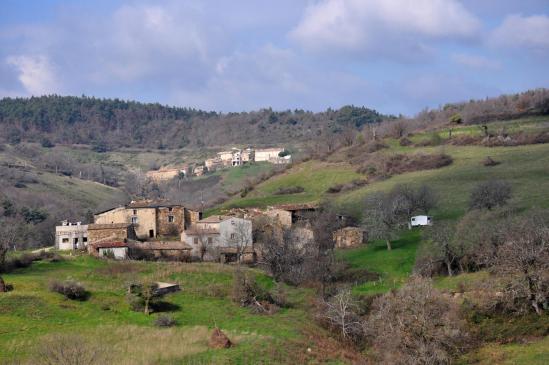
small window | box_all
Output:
[230,233,235,239]
[62,238,69,243]
[133,209,137,215]
[193,237,199,244]
[208,237,213,244]
[83,237,88,242]
[168,207,173,212]
[131,216,138,224]
[168,215,174,223]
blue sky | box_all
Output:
[1,0,548,116]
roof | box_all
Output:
[91,241,129,249]
[134,241,192,250]
[94,205,125,215]
[270,203,318,211]
[184,228,220,236]
[256,147,284,152]
[127,200,184,209]
[219,246,256,254]
[198,215,230,224]
[88,223,132,230]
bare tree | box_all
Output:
[469,180,512,210]
[223,220,253,264]
[0,223,17,292]
[363,192,405,250]
[320,288,362,342]
[416,222,464,276]
[363,276,469,365]
[35,333,107,365]
[493,211,549,315]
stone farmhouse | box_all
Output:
[146,166,187,182]
[265,203,318,228]
[94,200,200,240]
[181,215,254,262]
[55,221,88,250]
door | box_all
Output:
[149,230,154,238]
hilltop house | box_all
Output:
[181,215,254,262]
[146,166,187,182]
[94,200,201,240]
[55,221,88,250]
[255,147,290,164]
[265,203,318,228]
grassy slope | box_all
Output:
[0,256,322,364]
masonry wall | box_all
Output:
[157,206,185,236]
[94,207,127,225]
[88,227,131,243]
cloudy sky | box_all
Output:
[1,0,548,115]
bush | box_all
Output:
[482,156,500,167]
[273,186,305,195]
[50,280,88,301]
[154,314,177,327]
[364,277,470,364]
[469,180,512,211]
[398,137,412,146]
[41,138,55,148]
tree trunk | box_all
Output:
[445,260,453,276]
[144,298,150,315]
[0,276,6,293]
[385,239,392,251]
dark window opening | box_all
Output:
[149,230,154,238]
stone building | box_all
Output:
[254,148,290,164]
[88,241,130,259]
[55,221,88,250]
[146,167,187,182]
[132,241,192,260]
[333,227,366,248]
[87,223,136,244]
[181,215,253,262]
[94,200,200,240]
[265,203,318,228]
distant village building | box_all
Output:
[254,148,291,164]
[181,215,254,262]
[94,200,200,240]
[146,167,187,182]
[193,165,205,176]
[55,221,88,250]
[87,223,136,244]
[132,241,192,260]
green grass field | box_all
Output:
[0,255,325,364]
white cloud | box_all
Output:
[452,53,501,69]
[491,14,549,52]
[290,0,481,59]
[6,55,60,95]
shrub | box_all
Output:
[154,314,177,327]
[41,138,55,148]
[50,280,88,301]
[469,180,512,210]
[398,137,412,146]
[33,333,108,364]
[273,186,305,195]
[482,156,500,167]
[364,277,470,364]
[127,281,162,314]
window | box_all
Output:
[168,215,174,223]
[168,207,173,212]
[230,233,235,240]
[208,237,213,244]
[62,238,69,243]
[131,216,138,224]
[193,237,199,244]
[149,230,154,238]
[83,237,88,242]
[133,209,137,215]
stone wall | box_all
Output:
[333,227,365,248]
[157,206,185,236]
[88,226,133,243]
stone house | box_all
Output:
[265,203,318,228]
[55,221,88,250]
[254,148,290,164]
[94,200,200,240]
[333,227,366,248]
[181,215,253,262]
[87,223,136,244]
[146,167,187,182]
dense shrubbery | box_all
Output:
[356,152,453,178]
[154,314,177,327]
[273,186,305,195]
[49,280,88,300]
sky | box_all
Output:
[1,0,548,116]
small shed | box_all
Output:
[410,215,433,227]
[89,241,129,259]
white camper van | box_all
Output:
[410,215,433,228]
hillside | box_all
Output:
[0,96,386,149]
